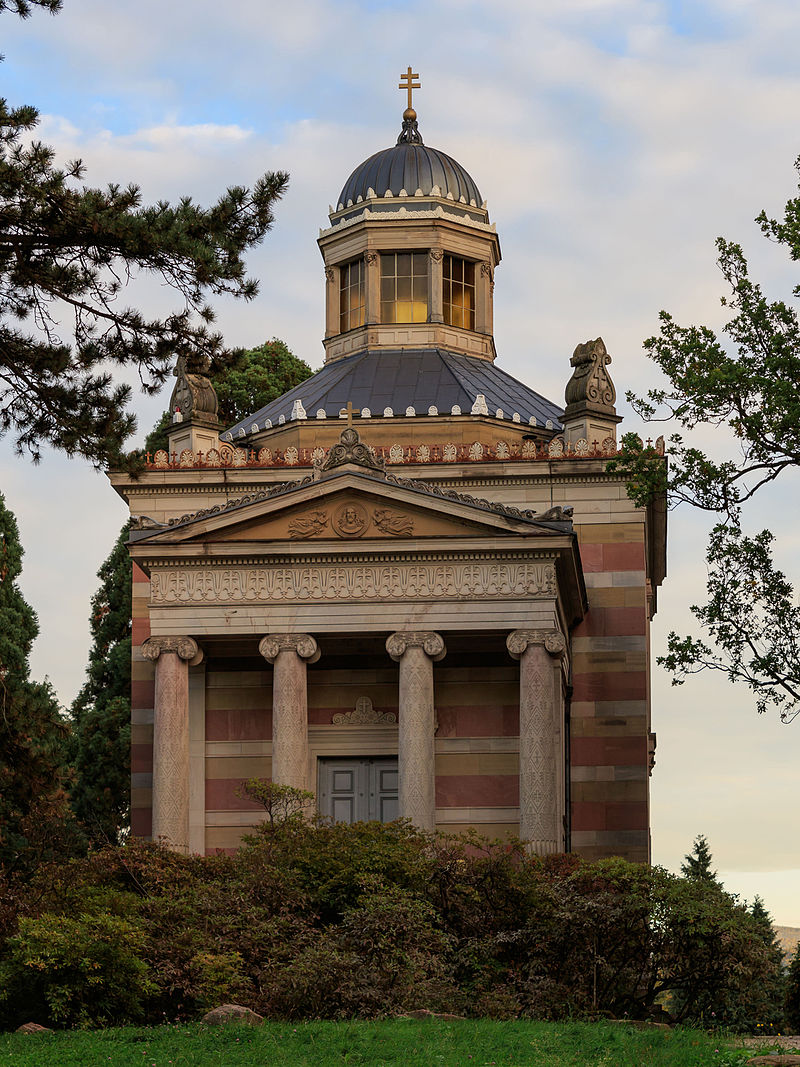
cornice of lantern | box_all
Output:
[319,201,497,242]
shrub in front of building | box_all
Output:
[0,821,785,1030]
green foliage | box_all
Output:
[786,939,800,1032]
[680,834,719,884]
[0,831,784,1030]
[628,158,800,719]
[660,517,800,720]
[0,1018,764,1067]
[0,911,155,1027]
[214,339,314,426]
[70,522,132,843]
[143,337,313,454]
[0,4,289,466]
[605,432,668,509]
[238,778,315,830]
[743,895,786,1033]
[143,410,172,455]
[0,491,79,870]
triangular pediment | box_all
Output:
[131,469,571,548]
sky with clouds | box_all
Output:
[3,0,800,923]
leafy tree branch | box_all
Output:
[622,157,800,720]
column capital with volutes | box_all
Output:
[386,631,446,662]
[506,629,566,661]
[141,635,202,664]
[259,633,320,665]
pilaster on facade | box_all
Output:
[507,628,567,855]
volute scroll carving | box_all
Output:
[259,633,320,665]
[141,635,201,663]
[506,629,566,661]
[564,337,616,412]
[168,355,219,425]
[386,631,446,662]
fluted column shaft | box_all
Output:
[141,635,201,852]
[259,634,320,791]
[507,629,567,854]
[386,631,446,831]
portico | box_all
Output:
[127,427,585,852]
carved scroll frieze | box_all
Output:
[150,561,557,605]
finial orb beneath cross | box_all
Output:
[403,107,416,122]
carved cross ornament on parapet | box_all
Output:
[332,696,397,725]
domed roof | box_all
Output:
[337,113,482,208]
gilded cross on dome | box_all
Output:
[399,66,420,114]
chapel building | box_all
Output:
[111,76,666,862]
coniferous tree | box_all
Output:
[0,1,290,467]
[69,523,132,843]
[786,941,800,1032]
[680,834,719,884]
[744,895,787,1031]
[0,490,79,869]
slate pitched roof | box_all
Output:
[225,349,563,439]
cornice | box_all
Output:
[136,547,566,569]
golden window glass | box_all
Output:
[339,259,365,333]
[443,255,475,330]
[380,252,429,324]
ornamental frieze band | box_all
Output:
[149,560,557,605]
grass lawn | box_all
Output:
[0,1018,778,1066]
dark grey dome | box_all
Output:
[338,117,482,207]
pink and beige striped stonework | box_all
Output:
[120,442,664,861]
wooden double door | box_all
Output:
[317,758,399,824]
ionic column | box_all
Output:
[141,635,201,853]
[506,629,567,854]
[259,634,320,791]
[386,631,446,831]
